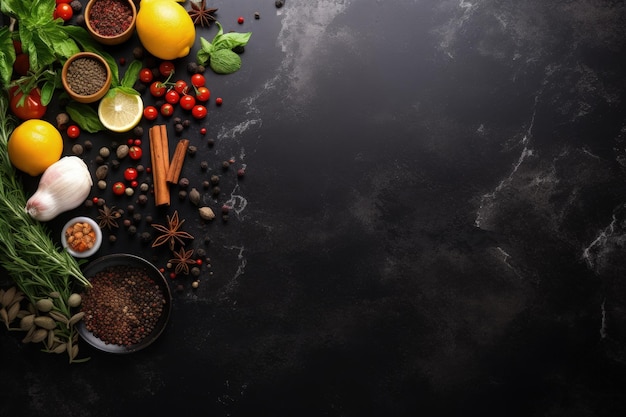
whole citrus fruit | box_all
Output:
[136,0,196,60]
[8,119,63,176]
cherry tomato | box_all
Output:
[13,53,30,76]
[195,86,210,102]
[215,97,223,106]
[54,3,73,21]
[143,105,158,120]
[56,0,72,4]
[149,81,166,97]
[160,102,174,116]
[159,61,175,77]
[112,182,126,196]
[124,167,138,181]
[191,105,207,119]
[66,125,81,139]
[191,74,205,87]
[179,94,196,111]
[165,89,180,104]
[134,139,142,146]
[129,145,143,160]
[139,68,153,83]
[237,16,244,24]
[174,80,188,95]
[9,86,47,120]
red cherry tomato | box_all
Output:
[139,68,153,83]
[195,86,210,102]
[124,167,138,181]
[215,97,223,106]
[134,139,142,146]
[129,145,143,160]
[174,80,188,95]
[9,86,47,120]
[143,105,158,120]
[112,182,126,196]
[165,89,180,104]
[149,81,166,97]
[190,74,205,87]
[66,125,81,139]
[54,3,73,21]
[13,53,30,76]
[159,61,175,77]
[160,102,174,116]
[179,94,196,111]
[237,16,244,24]
[56,0,72,4]
[191,105,207,119]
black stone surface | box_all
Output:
[2,0,626,416]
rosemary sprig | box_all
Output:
[0,90,90,363]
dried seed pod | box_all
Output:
[49,291,61,299]
[48,310,70,325]
[46,328,55,348]
[7,302,20,322]
[1,286,16,306]
[34,315,57,330]
[70,343,79,360]
[16,309,31,319]
[35,298,54,312]
[52,343,67,354]
[68,293,82,308]
[0,308,8,326]
[22,326,35,343]
[68,311,85,327]
[96,165,109,180]
[199,206,215,220]
[20,314,35,331]
[31,328,48,343]
[189,188,201,206]
[9,293,24,306]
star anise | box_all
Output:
[188,0,218,28]
[169,247,196,275]
[97,205,121,230]
[151,210,194,250]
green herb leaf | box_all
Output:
[197,38,213,66]
[40,80,56,106]
[115,86,140,96]
[120,60,142,88]
[66,102,105,133]
[61,25,120,86]
[0,27,16,88]
[209,48,242,74]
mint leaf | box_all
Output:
[209,49,242,74]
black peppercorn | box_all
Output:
[200,161,208,171]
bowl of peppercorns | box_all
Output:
[84,0,137,45]
[76,253,172,354]
[61,52,112,103]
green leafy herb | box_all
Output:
[196,21,251,74]
[120,60,142,89]
[0,27,16,87]
[66,101,105,133]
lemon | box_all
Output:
[8,119,63,176]
[136,0,196,60]
[98,89,144,133]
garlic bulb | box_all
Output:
[26,156,93,222]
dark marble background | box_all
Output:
[2,0,626,416]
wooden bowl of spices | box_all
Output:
[61,216,103,258]
[62,52,112,103]
[84,0,137,46]
[76,254,172,354]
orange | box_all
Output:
[8,119,63,176]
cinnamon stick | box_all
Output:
[166,138,189,184]
[149,125,170,206]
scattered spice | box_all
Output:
[151,210,194,250]
[81,265,166,346]
[97,205,121,230]
[188,0,218,28]
[168,247,196,275]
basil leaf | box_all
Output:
[0,27,16,88]
[40,81,56,106]
[209,49,242,74]
[213,32,252,51]
[66,102,105,133]
[115,86,140,96]
[121,60,142,88]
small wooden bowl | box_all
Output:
[61,52,112,103]
[84,0,137,46]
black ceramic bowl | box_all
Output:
[76,254,172,354]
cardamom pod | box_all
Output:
[7,302,20,322]
[8,293,24,307]
[31,328,48,343]
[34,315,57,330]
[52,343,67,354]
[16,309,30,319]
[49,291,61,299]
[22,326,35,343]
[20,314,35,331]
[199,206,215,220]
[48,310,70,325]
[68,293,82,308]
[70,344,79,360]
[1,286,16,307]
[0,308,8,326]
[189,188,201,206]
[46,329,55,348]
[35,298,54,313]
[68,311,85,327]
